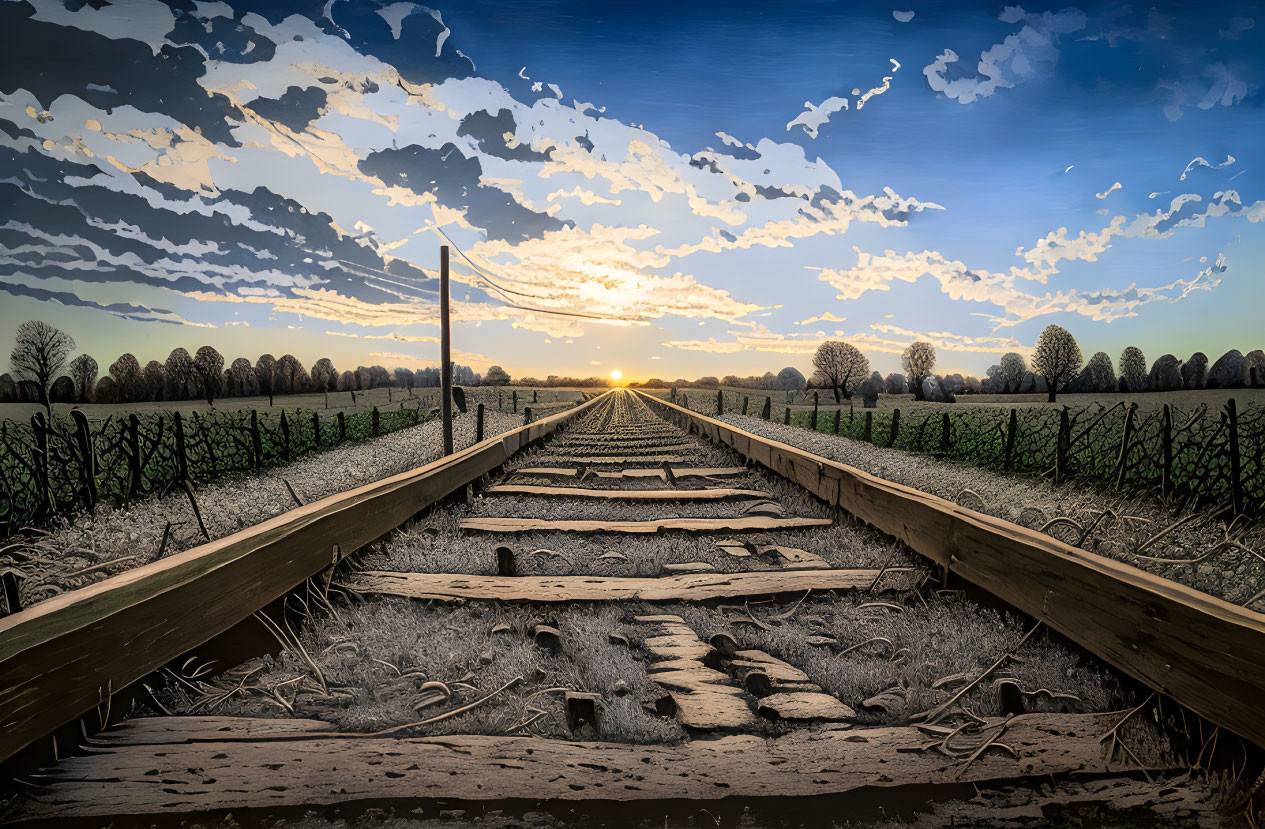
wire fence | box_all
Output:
[0,402,435,537]
[678,388,1264,515]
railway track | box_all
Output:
[1,389,1262,827]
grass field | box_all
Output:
[640,386,1265,415]
[0,385,596,423]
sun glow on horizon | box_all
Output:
[610,369,623,381]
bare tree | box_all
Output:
[193,346,224,404]
[311,358,338,392]
[812,341,870,403]
[142,360,166,401]
[10,320,75,412]
[775,366,806,394]
[485,365,511,386]
[1148,354,1183,392]
[1247,349,1265,387]
[901,342,936,401]
[1032,324,1082,402]
[227,358,255,396]
[1082,352,1116,393]
[165,348,196,400]
[256,354,278,405]
[1119,346,1147,392]
[997,352,1027,393]
[109,353,144,402]
[1182,352,1208,389]
[93,375,119,404]
[277,354,307,395]
[68,353,98,403]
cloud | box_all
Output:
[794,311,847,325]
[818,245,1226,330]
[1095,181,1122,199]
[924,6,1087,104]
[1219,17,1254,40]
[662,321,1026,358]
[786,61,898,138]
[787,97,848,138]
[1180,154,1235,180]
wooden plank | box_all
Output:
[0,394,609,764]
[636,615,757,729]
[483,485,770,501]
[339,569,899,602]
[513,466,748,479]
[532,455,690,465]
[458,516,833,534]
[13,712,1143,819]
[633,390,1265,749]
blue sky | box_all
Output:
[1,0,1261,382]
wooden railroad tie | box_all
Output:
[338,568,920,603]
[482,485,771,501]
[458,516,833,534]
[11,711,1162,821]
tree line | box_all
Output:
[641,325,1264,405]
[1,320,493,411]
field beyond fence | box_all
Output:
[673,388,1265,515]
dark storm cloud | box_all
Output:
[0,3,242,146]
[457,109,551,162]
[247,86,328,132]
[358,143,569,242]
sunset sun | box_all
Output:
[610,369,623,381]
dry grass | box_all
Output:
[722,415,1265,607]
[0,410,522,608]
[161,599,683,744]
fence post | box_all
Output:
[280,410,291,460]
[371,406,380,438]
[70,409,97,510]
[30,413,51,519]
[312,412,322,449]
[1228,398,1243,516]
[940,412,951,454]
[476,403,485,442]
[761,397,771,420]
[524,406,533,425]
[512,390,518,412]
[533,390,538,403]
[863,411,873,443]
[889,409,901,448]
[1,571,20,617]
[1161,404,1173,496]
[250,410,263,469]
[128,414,143,499]
[784,407,791,425]
[1003,408,1018,471]
[742,396,749,416]
[834,409,841,435]
[811,392,819,430]
[173,411,189,482]
[717,389,724,415]
[1054,407,1069,484]
[1114,403,1138,488]
[337,410,347,443]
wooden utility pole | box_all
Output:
[440,245,454,456]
